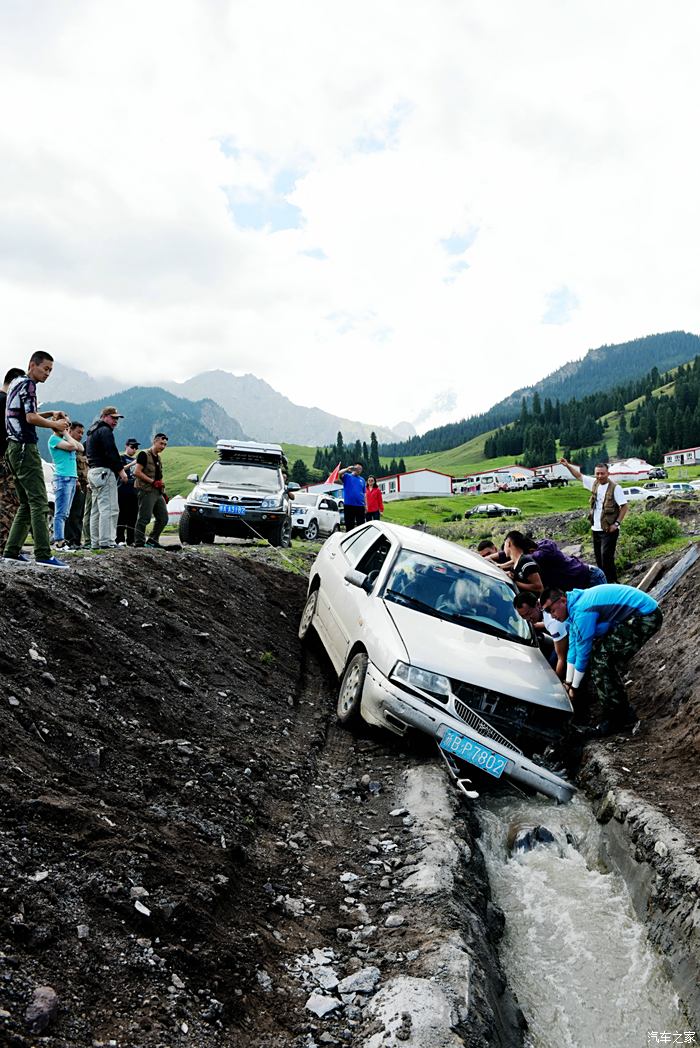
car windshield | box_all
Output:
[294,494,317,507]
[203,462,282,492]
[384,549,532,644]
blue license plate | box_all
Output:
[220,504,246,515]
[439,727,508,779]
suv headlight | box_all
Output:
[261,498,284,510]
[191,487,209,504]
[392,661,451,698]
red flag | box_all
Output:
[325,462,341,484]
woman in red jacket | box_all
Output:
[365,476,384,520]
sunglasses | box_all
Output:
[542,595,565,613]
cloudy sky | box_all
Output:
[2,1,700,433]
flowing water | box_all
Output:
[478,793,690,1048]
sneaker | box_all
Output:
[2,552,31,564]
[145,540,164,549]
[35,556,70,569]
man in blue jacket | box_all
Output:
[541,584,662,736]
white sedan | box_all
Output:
[291,492,341,541]
[299,521,575,802]
[621,486,660,501]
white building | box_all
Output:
[532,462,575,481]
[607,457,653,482]
[377,468,453,501]
[664,445,700,467]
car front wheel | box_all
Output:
[337,652,368,725]
[298,588,318,641]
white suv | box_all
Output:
[291,492,341,541]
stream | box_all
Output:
[478,793,690,1048]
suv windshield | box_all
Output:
[384,549,532,644]
[294,494,317,507]
[203,462,282,492]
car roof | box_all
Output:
[366,521,511,585]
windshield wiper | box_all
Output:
[385,590,443,619]
[440,612,529,643]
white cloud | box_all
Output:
[2,0,700,435]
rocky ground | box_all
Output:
[0,547,521,1048]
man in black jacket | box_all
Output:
[85,406,128,549]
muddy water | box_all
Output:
[478,794,689,1048]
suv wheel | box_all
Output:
[305,519,319,542]
[337,652,368,725]
[269,516,292,548]
[179,507,201,545]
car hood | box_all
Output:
[384,602,570,712]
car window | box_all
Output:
[325,498,338,511]
[341,526,377,567]
[384,549,532,644]
[356,535,392,579]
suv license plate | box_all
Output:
[439,727,508,779]
[220,504,246,515]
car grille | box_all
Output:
[205,494,264,507]
[451,679,570,751]
[452,698,523,754]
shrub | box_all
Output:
[615,511,682,569]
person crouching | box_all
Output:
[134,433,169,549]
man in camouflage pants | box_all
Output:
[542,583,662,736]
[0,367,25,554]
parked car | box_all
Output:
[291,492,341,541]
[648,467,668,479]
[180,440,299,547]
[42,459,56,534]
[643,481,669,491]
[690,480,700,492]
[465,503,521,518]
[298,521,575,803]
[530,476,548,489]
[666,482,694,494]
[621,486,659,502]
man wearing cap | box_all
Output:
[85,406,128,550]
[117,437,140,545]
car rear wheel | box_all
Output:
[298,588,318,641]
[269,517,292,547]
[304,519,319,542]
[337,652,368,725]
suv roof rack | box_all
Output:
[216,439,288,467]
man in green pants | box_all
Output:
[134,433,169,548]
[3,351,71,568]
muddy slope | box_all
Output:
[0,549,521,1047]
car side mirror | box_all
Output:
[187,473,199,483]
[345,569,373,593]
[287,481,300,492]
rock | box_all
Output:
[339,872,358,883]
[178,679,194,693]
[389,808,409,817]
[305,992,341,1017]
[171,973,185,989]
[134,900,151,916]
[344,1004,362,1021]
[282,897,305,918]
[654,840,669,858]
[30,870,49,882]
[40,671,56,685]
[130,886,150,899]
[99,675,109,686]
[25,985,58,1033]
[336,928,353,943]
[28,648,46,663]
[256,969,273,992]
[8,696,20,706]
[311,966,339,990]
[77,924,90,940]
[384,914,405,928]
[337,966,380,995]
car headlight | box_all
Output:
[392,661,451,698]
[261,498,284,510]
[191,487,209,504]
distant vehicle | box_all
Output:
[291,492,341,541]
[465,503,521,519]
[298,520,575,803]
[179,440,299,547]
[648,467,668,479]
[690,480,700,492]
[621,486,658,502]
[643,481,669,491]
[42,460,56,534]
[666,482,694,494]
[530,476,548,489]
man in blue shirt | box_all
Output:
[541,583,662,736]
[338,463,366,531]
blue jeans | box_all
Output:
[53,476,77,541]
[588,564,608,587]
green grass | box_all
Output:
[381,485,591,528]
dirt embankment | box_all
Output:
[0,549,521,1048]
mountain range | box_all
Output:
[44,364,412,446]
